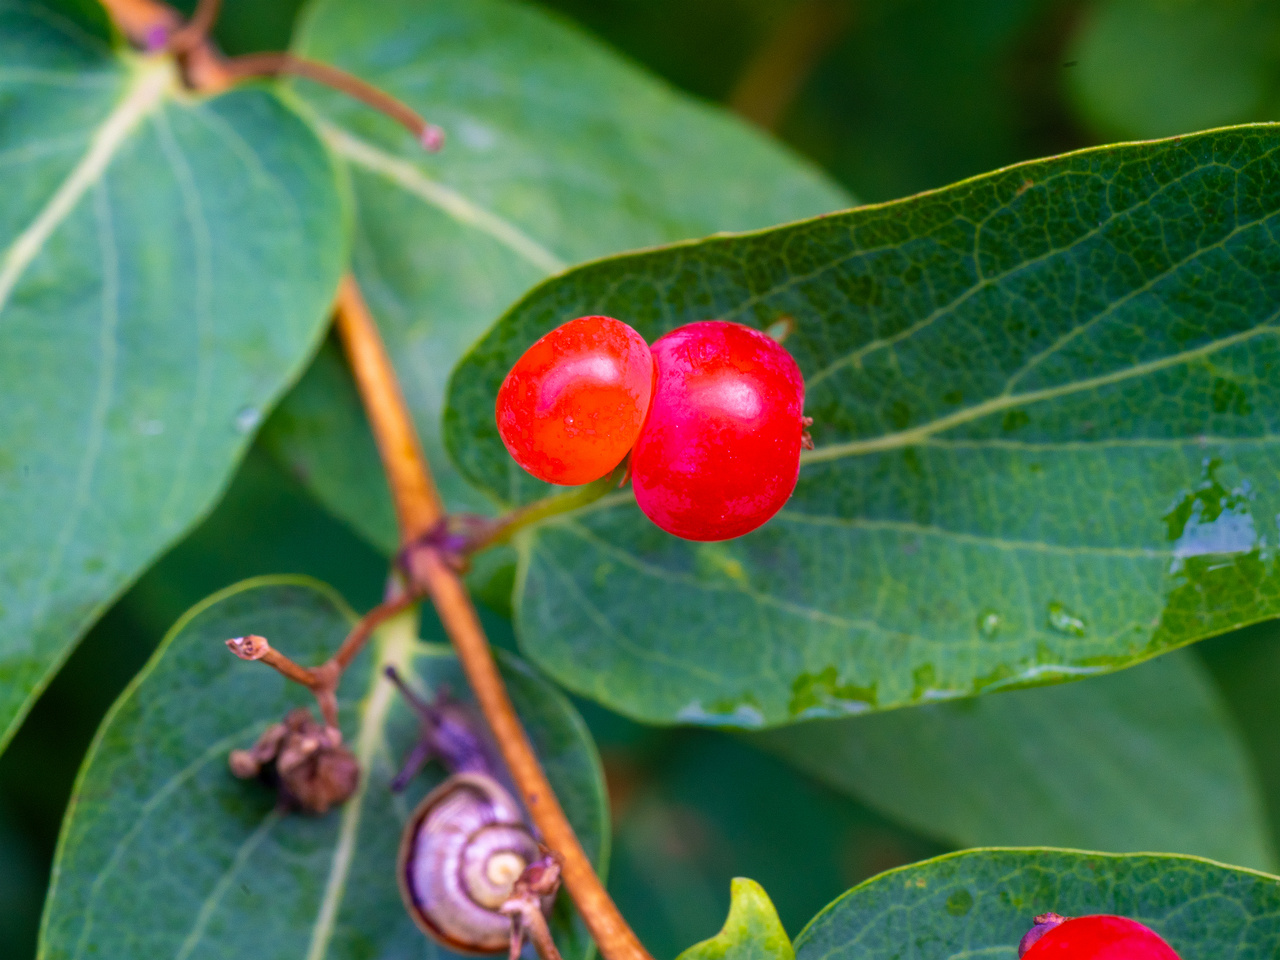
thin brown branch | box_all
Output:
[226,635,340,726]
[224,590,419,727]
[221,54,444,150]
[331,590,420,671]
[334,277,444,540]
[166,0,222,53]
[729,0,853,131]
[226,635,320,688]
[334,280,655,960]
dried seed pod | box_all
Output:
[398,772,548,954]
[229,707,358,814]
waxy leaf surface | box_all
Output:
[755,651,1274,869]
[39,578,607,960]
[677,878,793,960]
[795,848,1280,960]
[0,3,345,748]
[260,0,849,550]
[447,124,1280,726]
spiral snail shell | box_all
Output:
[398,771,545,953]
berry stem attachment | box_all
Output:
[334,278,655,960]
[403,462,631,567]
[220,54,445,150]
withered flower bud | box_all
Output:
[229,707,359,814]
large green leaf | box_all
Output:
[0,3,346,749]
[794,848,1280,960]
[754,651,1275,869]
[446,124,1280,726]
[259,0,849,550]
[39,577,607,960]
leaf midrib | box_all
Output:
[318,119,567,274]
[0,55,172,314]
[304,608,418,960]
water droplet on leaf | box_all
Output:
[1047,601,1086,637]
[235,407,262,433]
[977,610,1001,638]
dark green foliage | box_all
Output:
[447,124,1280,726]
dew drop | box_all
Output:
[977,609,1001,639]
[1047,601,1086,637]
[235,407,262,433]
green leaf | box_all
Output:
[604,728,944,960]
[0,5,346,749]
[677,879,793,960]
[259,0,849,549]
[754,651,1275,870]
[39,577,608,960]
[1197,620,1280,861]
[1067,0,1280,140]
[794,848,1280,960]
[446,123,1280,726]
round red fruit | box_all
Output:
[631,320,806,541]
[1020,915,1180,959]
[496,315,655,486]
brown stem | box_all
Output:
[334,280,654,960]
[728,0,853,131]
[224,590,420,727]
[221,53,444,150]
[166,0,221,53]
[331,590,420,671]
[334,276,444,540]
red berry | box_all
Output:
[631,320,806,541]
[496,315,655,486]
[1020,915,1181,959]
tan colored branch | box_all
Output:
[166,0,221,53]
[729,0,853,131]
[334,277,444,540]
[222,54,444,149]
[333,282,655,960]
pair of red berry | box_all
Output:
[495,315,807,541]
[1019,913,1180,958]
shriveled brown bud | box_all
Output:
[229,749,262,778]
[228,708,359,814]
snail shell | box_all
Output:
[398,772,544,953]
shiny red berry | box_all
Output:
[1020,914,1180,959]
[496,315,655,486]
[631,320,806,541]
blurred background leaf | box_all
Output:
[1066,0,1280,140]
[753,651,1275,870]
[10,0,1280,956]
